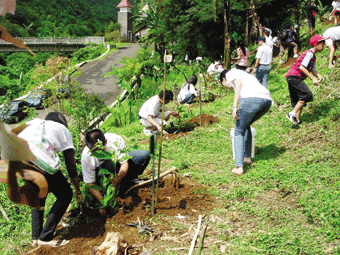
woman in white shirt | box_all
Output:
[330,0,340,26]
[177,75,198,104]
[220,69,272,175]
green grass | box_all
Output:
[100,22,340,253]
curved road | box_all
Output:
[76,44,141,105]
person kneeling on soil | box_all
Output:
[177,75,198,105]
[3,112,82,247]
[220,69,272,175]
[81,129,150,215]
[139,90,180,136]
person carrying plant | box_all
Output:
[177,75,199,105]
[1,112,82,247]
[139,90,180,136]
[81,129,150,216]
[220,68,272,175]
[285,35,326,125]
[322,26,340,68]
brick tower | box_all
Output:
[116,0,134,42]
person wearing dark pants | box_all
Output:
[220,69,272,175]
[81,129,150,215]
[6,112,82,247]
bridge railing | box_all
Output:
[0,37,105,45]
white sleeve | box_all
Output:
[81,148,98,184]
[189,84,197,94]
[49,124,74,153]
[255,47,262,59]
[147,98,159,116]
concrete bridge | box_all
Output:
[0,37,105,52]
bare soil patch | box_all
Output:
[279,57,298,69]
[27,176,222,255]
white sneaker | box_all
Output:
[293,54,299,58]
[286,112,298,125]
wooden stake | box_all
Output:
[198,68,202,127]
[156,50,168,208]
[188,215,202,255]
[124,167,177,195]
[0,202,9,222]
[197,217,209,255]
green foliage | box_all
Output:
[71,44,106,63]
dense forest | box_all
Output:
[0,0,336,102]
[0,0,144,37]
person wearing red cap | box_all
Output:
[285,34,326,125]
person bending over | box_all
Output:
[81,129,150,215]
[139,90,180,136]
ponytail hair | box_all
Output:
[237,40,246,56]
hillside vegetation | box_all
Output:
[0,5,340,255]
[99,23,340,253]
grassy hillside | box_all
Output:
[100,24,340,253]
[0,20,339,254]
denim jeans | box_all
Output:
[255,64,271,88]
[234,97,272,167]
[180,93,196,104]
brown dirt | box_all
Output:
[27,176,222,255]
[139,114,220,144]
[279,57,298,69]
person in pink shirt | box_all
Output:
[285,35,326,125]
[232,40,249,71]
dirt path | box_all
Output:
[76,44,141,106]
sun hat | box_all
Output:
[310,34,327,46]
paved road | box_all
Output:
[31,44,141,121]
[76,43,141,106]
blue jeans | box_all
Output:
[180,93,196,104]
[255,64,271,88]
[234,97,272,167]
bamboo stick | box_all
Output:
[124,167,177,196]
[188,215,202,255]
[0,202,9,222]
[197,218,209,255]
[156,50,168,208]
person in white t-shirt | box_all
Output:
[139,90,180,136]
[253,36,273,88]
[6,112,82,247]
[220,69,272,175]
[81,129,150,215]
[329,0,340,26]
[207,61,223,75]
[323,26,340,68]
[177,75,198,105]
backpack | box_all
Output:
[279,29,289,42]
[25,121,61,175]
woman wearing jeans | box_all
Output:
[220,69,272,175]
